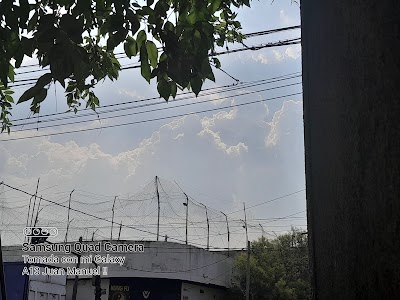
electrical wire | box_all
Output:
[10,81,301,133]
[8,37,300,90]
[14,24,300,71]
[0,182,306,249]
[0,91,302,142]
[9,72,301,124]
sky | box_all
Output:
[0,1,305,248]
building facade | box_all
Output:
[3,240,234,300]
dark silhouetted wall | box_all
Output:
[301,1,400,299]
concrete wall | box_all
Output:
[181,282,226,300]
[3,241,233,288]
[301,0,400,299]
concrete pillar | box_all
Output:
[301,1,400,299]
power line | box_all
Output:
[0,182,199,247]
[9,38,300,89]
[0,181,306,249]
[244,25,301,38]
[0,91,302,142]
[214,38,300,56]
[204,190,306,223]
[9,72,301,124]
[14,25,300,71]
[0,182,245,249]
[10,81,301,133]
[261,210,306,224]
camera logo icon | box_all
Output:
[23,227,58,237]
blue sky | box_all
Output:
[0,1,305,247]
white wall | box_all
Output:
[4,241,234,288]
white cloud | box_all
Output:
[117,88,144,100]
[266,100,303,147]
[198,109,248,156]
[0,100,305,246]
[246,45,301,65]
[253,53,269,64]
[273,50,285,62]
[285,45,302,59]
[279,9,294,26]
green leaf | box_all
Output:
[140,45,151,83]
[141,60,151,83]
[146,41,158,68]
[60,14,81,35]
[124,36,138,58]
[136,30,147,49]
[202,59,215,81]
[5,95,14,103]
[18,85,43,104]
[33,88,48,104]
[164,21,174,32]
[157,78,171,101]
[190,76,203,96]
[2,101,12,108]
[170,81,177,98]
[27,11,38,31]
[107,28,128,51]
[36,73,53,88]
[160,53,168,62]
[206,71,215,82]
[212,57,221,69]
[7,64,15,83]
[154,1,170,16]
[209,0,222,13]
[126,10,140,34]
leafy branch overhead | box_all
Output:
[0,0,250,132]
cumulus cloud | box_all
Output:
[246,45,301,65]
[199,110,248,156]
[285,45,302,60]
[0,100,305,244]
[266,100,303,147]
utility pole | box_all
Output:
[33,196,43,226]
[243,202,250,300]
[111,196,117,240]
[221,211,230,256]
[0,233,7,300]
[71,236,82,300]
[259,223,265,240]
[200,203,209,250]
[183,193,189,245]
[92,261,102,300]
[65,189,75,243]
[29,178,40,233]
[155,176,160,241]
[25,195,34,243]
[118,222,122,240]
[246,240,251,300]
[174,180,190,245]
[92,229,99,242]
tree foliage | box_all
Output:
[0,0,250,132]
[229,229,311,300]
